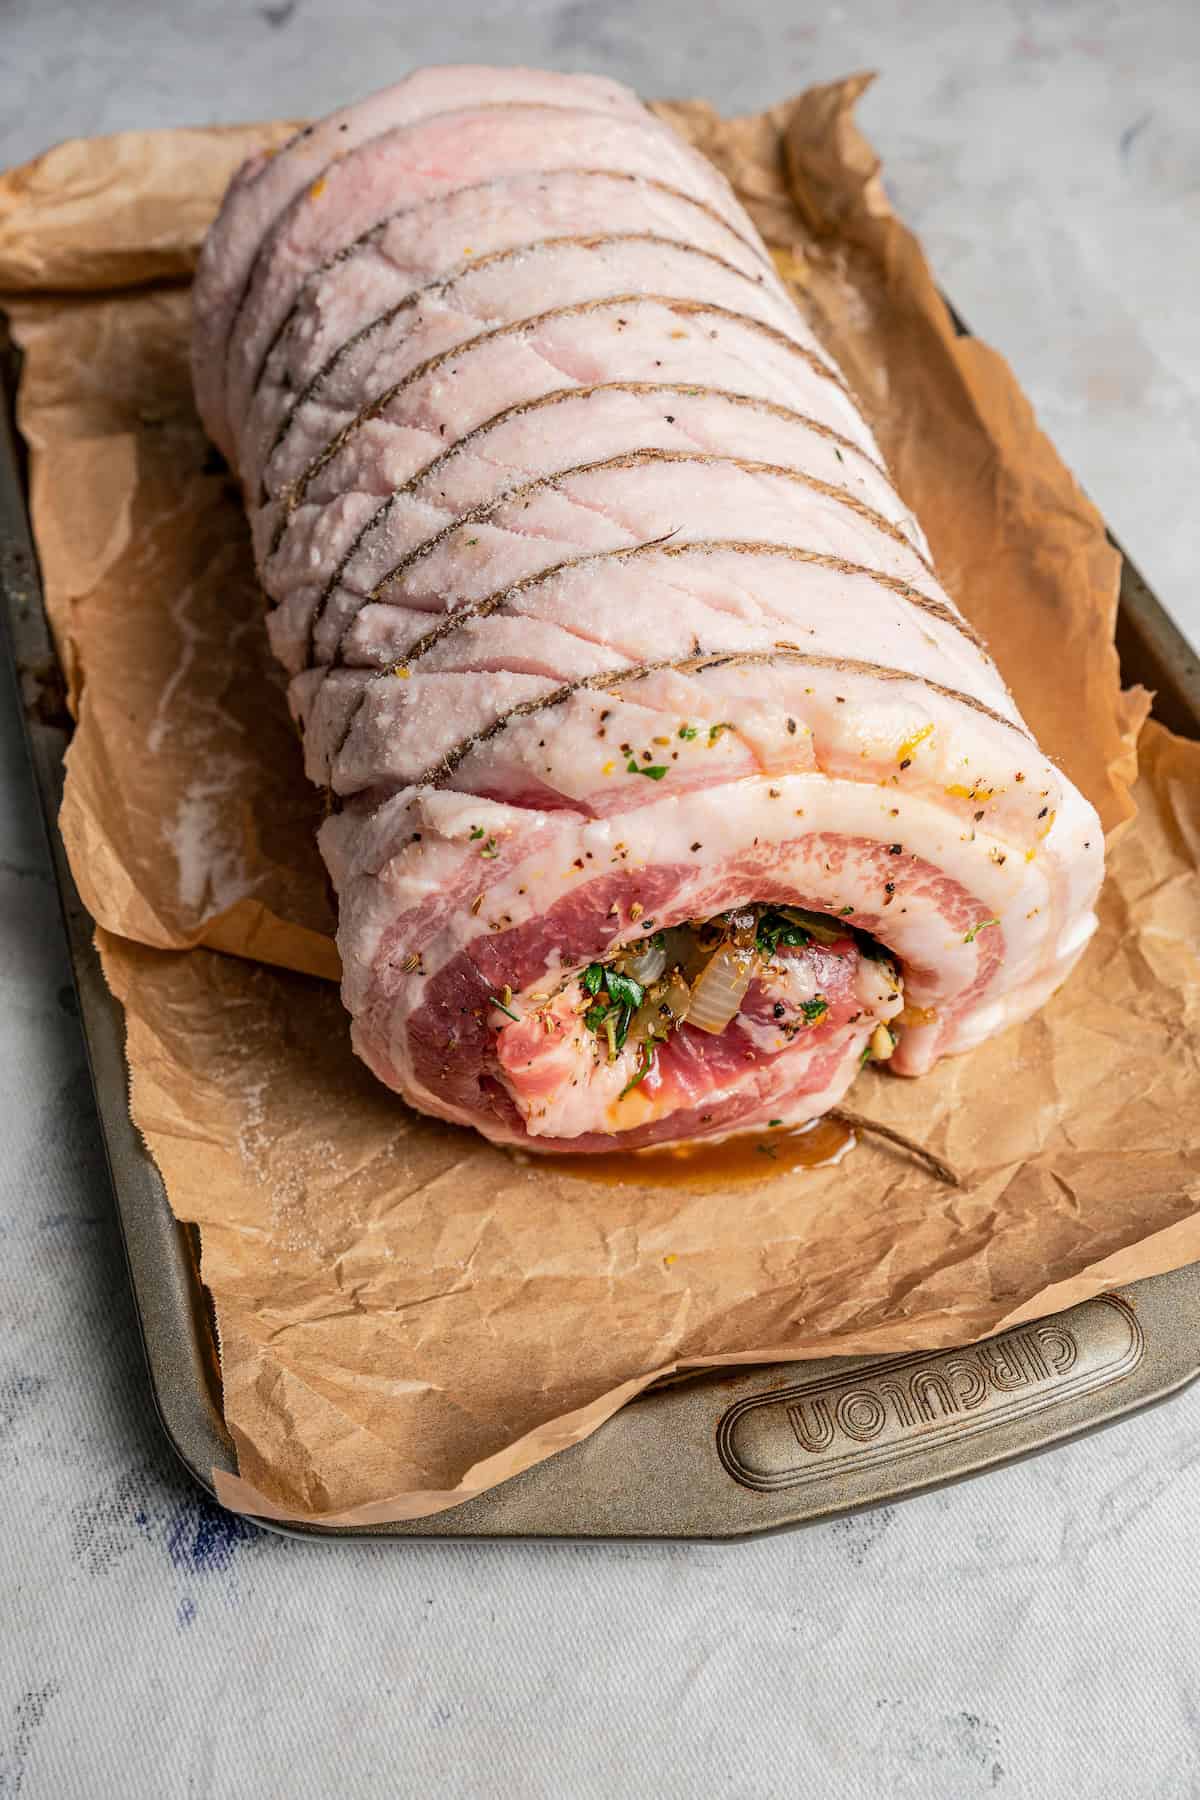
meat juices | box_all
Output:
[192,64,1104,1152]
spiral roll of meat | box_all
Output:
[192,64,1104,1152]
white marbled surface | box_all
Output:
[2,2,1199,1794]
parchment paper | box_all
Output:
[2,80,1197,1524]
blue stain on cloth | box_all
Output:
[166,1495,259,1577]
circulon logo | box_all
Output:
[716,1295,1144,1491]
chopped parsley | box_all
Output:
[707,721,734,745]
[678,724,699,741]
[800,998,829,1024]
[963,917,1001,945]
[581,965,647,1057]
[755,910,813,956]
[604,970,645,1014]
[626,758,668,781]
[619,1042,657,1099]
[468,826,485,840]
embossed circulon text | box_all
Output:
[717,1295,1143,1492]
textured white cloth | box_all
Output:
[3,3,1199,1793]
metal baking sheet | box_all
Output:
[3,318,1199,1542]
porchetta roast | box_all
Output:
[191,65,1103,1153]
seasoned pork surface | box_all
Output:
[192,64,1103,1151]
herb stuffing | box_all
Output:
[559,907,895,1066]
[578,962,646,1058]
[491,903,902,1087]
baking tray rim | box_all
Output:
[3,314,1198,1542]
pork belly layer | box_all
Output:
[192,64,1103,1150]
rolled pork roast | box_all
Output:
[191,64,1104,1153]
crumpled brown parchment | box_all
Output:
[2,78,1197,1524]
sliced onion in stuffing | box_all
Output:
[683,944,760,1035]
[619,939,667,986]
[631,972,691,1045]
